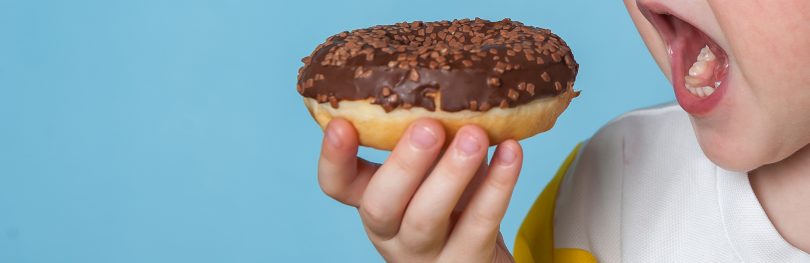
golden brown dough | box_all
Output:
[304,88,577,150]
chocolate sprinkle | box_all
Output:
[297,18,579,112]
[541,71,551,82]
[507,89,520,101]
[488,77,501,87]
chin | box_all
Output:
[694,130,764,172]
[692,113,794,172]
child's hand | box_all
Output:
[318,118,522,263]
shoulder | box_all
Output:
[565,102,696,187]
[574,102,698,176]
[551,103,705,261]
[588,102,692,153]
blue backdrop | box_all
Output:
[0,0,672,262]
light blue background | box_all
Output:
[0,0,673,262]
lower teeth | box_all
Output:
[686,85,715,97]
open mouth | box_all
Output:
[638,3,730,115]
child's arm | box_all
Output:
[317,118,522,263]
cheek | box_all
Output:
[696,1,810,171]
[713,0,810,105]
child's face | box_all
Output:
[624,0,810,171]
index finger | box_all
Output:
[317,118,378,207]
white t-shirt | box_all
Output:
[552,103,810,262]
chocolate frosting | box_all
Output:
[297,18,579,112]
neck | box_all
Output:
[749,143,810,253]
[753,143,810,183]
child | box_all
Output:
[315,0,810,262]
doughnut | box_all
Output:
[297,18,579,150]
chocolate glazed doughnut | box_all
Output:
[297,18,580,150]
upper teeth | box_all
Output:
[685,45,720,98]
[698,46,716,61]
[688,61,707,77]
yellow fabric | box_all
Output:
[553,248,597,263]
[514,144,596,263]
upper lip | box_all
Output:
[637,1,679,43]
[636,0,725,52]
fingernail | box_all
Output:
[326,127,342,148]
[497,144,517,165]
[457,132,481,155]
[410,124,437,149]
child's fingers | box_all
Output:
[317,118,377,207]
[445,140,523,253]
[358,119,445,240]
[397,125,489,252]
[453,161,488,214]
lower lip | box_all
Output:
[639,4,729,116]
[671,53,728,116]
